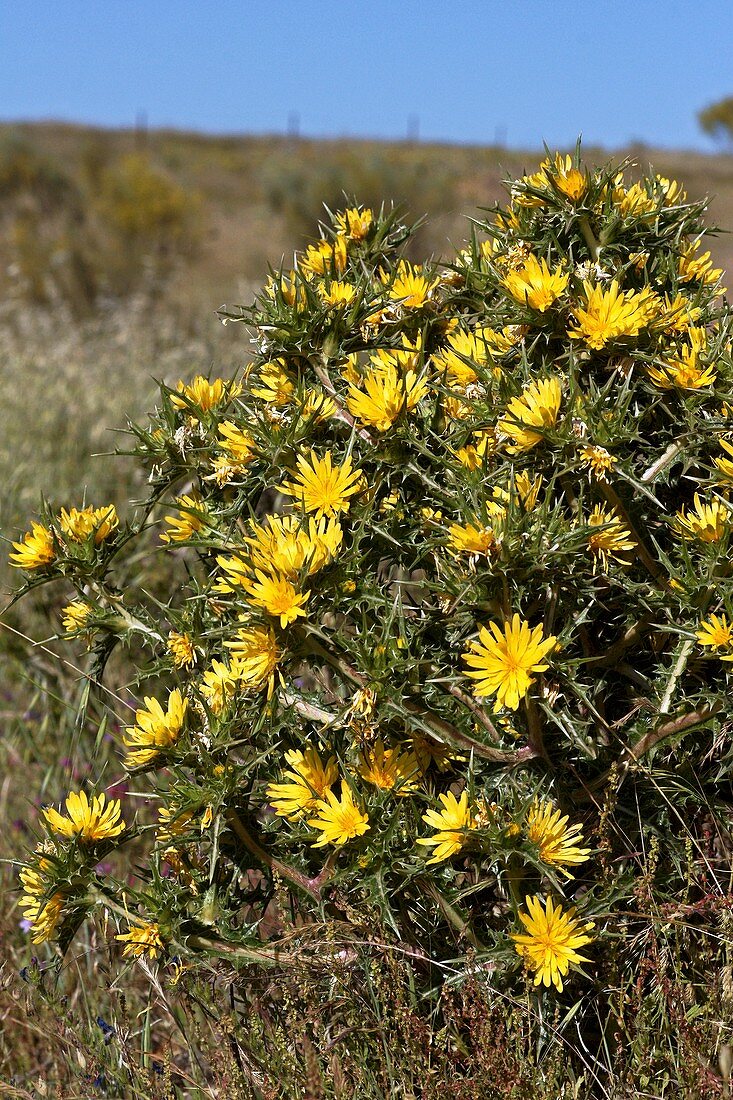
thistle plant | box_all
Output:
[11,149,733,1037]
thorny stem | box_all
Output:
[659,638,695,715]
[600,481,666,585]
[579,216,602,261]
[226,810,334,903]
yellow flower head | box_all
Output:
[160,495,207,543]
[679,240,725,291]
[308,785,369,847]
[61,601,93,635]
[251,360,296,407]
[696,613,733,660]
[116,919,164,959]
[300,236,348,278]
[167,631,196,669]
[10,521,55,570]
[200,659,239,714]
[280,451,363,518]
[300,388,337,423]
[346,363,428,432]
[447,519,501,559]
[59,505,118,545]
[245,513,343,578]
[501,255,569,312]
[714,438,733,483]
[267,746,338,819]
[416,790,477,864]
[674,494,730,543]
[319,280,357,309]
[526,801,591,877]
[512,895,594,992]
[123,689,188,769]
[497,376,562,454]
[172,376,236,412]
[20,864,65,945]
[463,614,557,712]
[586,504,636,570]
[455,429,498,470]
[547,154,588,202]
[226,623,280,689]
[578,445,616,482]
[218,421,257,465]
[43,790,125,842]
[432,328,490,389]
[568,280,655,349]
[357,741,418,795]
[384,260,438,309]
[647,342,716,391]
[242,569,310,628]
[334,206,373,241]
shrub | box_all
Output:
[10,149,733,1091]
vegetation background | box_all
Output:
[4,121,733,1097]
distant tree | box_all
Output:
[698,97,733,148]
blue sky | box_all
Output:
[2,0,732,151]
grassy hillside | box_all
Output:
[2,122,733,316]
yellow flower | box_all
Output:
[548,154,588,202]
[526,801,591,876]
[384,260,438,309]
[300,388,337,422]
[59,505,118,544]
[319,280,357,308]
[61,601,93,635]
[245,514,343,578]
[160,495,207,543]
[497,376,562,454]
[501,255,568,312]
[511,895,594,992]
[696,613,733,660]
[280,451,363,518]
[10,521,55,570]
[200,659,239,714]
[714,438,733,483]
[615,181,656,218]
[679,240,725,291]
[357,741,418,794]
[447,519,501,559]
[432,328,492,388]
[242,569,310,628]
[455,429,498,470]
[167,631,196,669]
[43,790,125,842]
[267,746,338,819]
[226,624,280,689]
[19,862,65,944]
[578,445,616,482]
[463,614,557,712]
[416,790,477,863]
[647,342,716,390]
[218,421,257,465]
[308,786,370,847]
[123,689,188,768]
[334,206,373,241]
[172,376,236,412]
[586,504,636,570]
[251,361,296,406]
[116,919,164,959]
[568,280,655,349]
[300,237,347,277]
[346,363,428,431]
[674,494,730,543]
